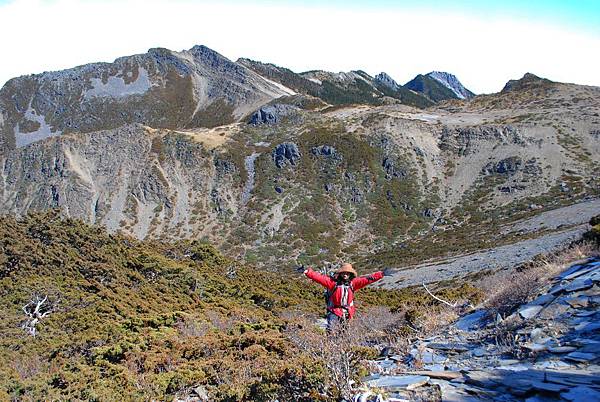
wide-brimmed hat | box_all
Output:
[335,263,357,279]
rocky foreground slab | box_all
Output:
[354,258,600,401]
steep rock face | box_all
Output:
[427,71,474,99]
[0,45,292,149]
[374,72,401,91]
[0,124,242,240]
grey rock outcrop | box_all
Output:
[355,258,600,401]
[374,72,401,91]
[248,104,299,125]
[311,145,336,156]
[483,156,523,175]
[272,142,301,168]
[382,157,407,179]
[440,125,526,156]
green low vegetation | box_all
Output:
[0,211,480,401]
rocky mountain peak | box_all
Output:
[187,44,231,65]
[426,71,474,99]
[502,72,553,92]
[374,72,401,91]
[404,73,461,102]
[0,45,291,149]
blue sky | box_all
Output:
[221,0,600,33]
[0,0,598,93]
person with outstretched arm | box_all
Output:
[297,263,393,331]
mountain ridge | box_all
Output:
[1,44,598,273]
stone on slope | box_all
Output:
[574,321,600,333]
[565,278,594,293]
[365,375,430,391]
[565,296,590,308]
[522,343,548,352]
[574,310,596,317]
[530,328,551,344]
[439,385,489,402]
[528,293,557,306]
[577,341,600,354]
[418,350,447,365]
[470,347,486,358]
[408,371,462,381]
[530,380,568,393]
[559,263,595,280]
[564,351,597,362]
[519,305,543,319]
[272,142,301,168]
[248,104,299,125]
[455,310,487,331]
[463,371,501,388]
[427,343,471,352]
[568,266,599,281]
[525,396,561,402]
[561,386,600,401]
[548,346,578,354]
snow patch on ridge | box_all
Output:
[84,67,152,99]
[258,75,296,96]
[14,105,62,148]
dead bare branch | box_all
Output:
[21,294,57,337]
[422,281,458,308]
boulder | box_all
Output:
[311,145,337,156]
[455,310,488,331]
[272,142,301,168]
[248,104,298,125]
[518,305,543,320]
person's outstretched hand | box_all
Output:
[295,264,306,274]
[382,267,394,277]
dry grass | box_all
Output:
[476,241,599,318]
[174,123,241,150]
[417,306,461,335]
[284,307,407,400]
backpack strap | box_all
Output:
[326,283,354,311]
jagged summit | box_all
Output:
[405,71,474,102]
[502,72,554,92]
[426,71,475,99]
[404,74,458,102]
[374,72,401,91]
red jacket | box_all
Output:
[305,268,384,319]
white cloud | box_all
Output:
[0,0,599,93]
